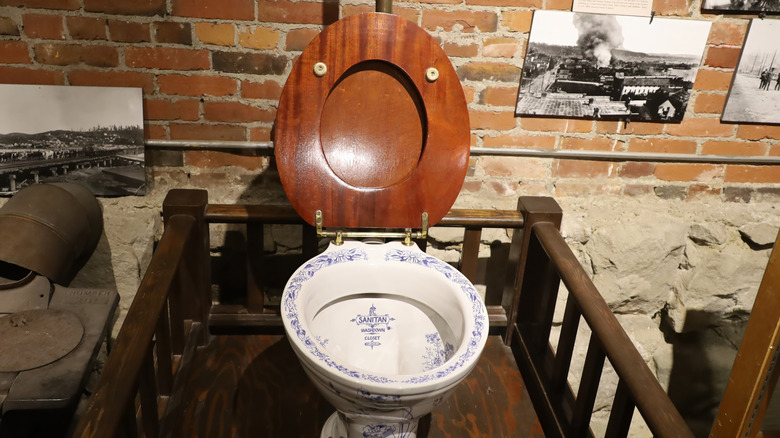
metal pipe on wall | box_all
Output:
[144,139,780,166]
[376,0,392,13]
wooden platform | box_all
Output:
[161,334,544,437]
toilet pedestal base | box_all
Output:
[320,411,419,438]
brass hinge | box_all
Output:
[315,210,428,246]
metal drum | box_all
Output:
[0,183,102,285]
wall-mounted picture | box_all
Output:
[516,11,711,122]
[722,19,780,124]
[702,0,780,13]
[0,84,144,196]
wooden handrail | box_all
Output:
[533,221,694,437]
[73,214,196,438]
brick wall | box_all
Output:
[0,0,778,204]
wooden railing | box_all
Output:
[72,189,694,437]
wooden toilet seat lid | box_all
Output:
[275,13,470,229]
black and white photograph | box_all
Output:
[702,0,780,13]
[516,11,711,122]
[0,84,145,196]
[722,19,780,124]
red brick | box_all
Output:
[203,101,276,123]
[462,85,476,104]
[469,109,517,130]
[125,47,210,70]
[686,184,720,201]
[422,10,497,33]
[480,156,548,178]
[693,93,726,114]
[462,180,483,193]
[242,79,283,100]
[159,74,238,97]
[694,69,733,91]
[213,51,287,75]
[238,26,279,49]
[466,0,526,6]
[501,10,534,32]
[552,160,612,178]
[250,126,273,141]
[170,123,246,141]
[487,180,519,196]
[654,0,688,15]
[771,145,780,157]
[442,41,479,58]
[194,22,234,46]
[84,0,165,15]
[0,41,30,63]
[257,0,336,25]
[66,17,107,40]
[482,133,556,149]
[0,66,64,84]
[665,117,735,137]
[144,123,166,139]
[629,138,697,154]
[654,163,723,181]
[153,22,192,45]
[701,140,767,156]
[705,46,741,69]
[619,162,655,178]
[561,136,619,151]
[108,20,151,43]
[546,0,573,9]
[69,69,155,94]
[595,120,664,135]
[173,0,254,20]
[145,98,200,121]
[285,28,319,51]
[23,14,64,40]
[184,150,266,169]
[708,22,747,46]
[520,117,592,133]
[724,165,780,183]
[35,43,118,67]
[736,125,780,141]
[482,86,518,107]
[623,184,655,197]
[342,5,419,23]
[0,0,78,8]
[457,62,521,83]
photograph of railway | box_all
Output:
[516,11,711,122]
[722,19,780,124]
[0,84,144,196]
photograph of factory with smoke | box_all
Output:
[722,19,780,124]
[516,11,711,122]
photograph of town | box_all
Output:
[0,84,145,196]
[703,0,780,13]
[516,11,711,122]
[722,19,780,124]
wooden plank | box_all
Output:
[605,380,635,438]
[460,227,482,283]
[710,231,780,438]
[164,335,542,437]
[569,336,604,437]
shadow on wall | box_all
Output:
[662,309,749,438]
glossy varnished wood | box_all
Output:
[164,335,543,438]
[275,13,470,229]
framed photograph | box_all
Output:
[0,84,144,196]
[702,0,780,13]
[516,11,711,122]
[722,19,780,124]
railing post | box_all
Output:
[503,196,562,346]
[162,189,210,346]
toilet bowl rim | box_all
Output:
[281,240,488,392]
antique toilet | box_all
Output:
[276,10,488,438]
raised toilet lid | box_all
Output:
[275,13,470,229]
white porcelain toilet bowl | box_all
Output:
[281,240,488,438]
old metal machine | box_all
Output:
[0,183,118,437]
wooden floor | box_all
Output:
[161,334,544,437]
